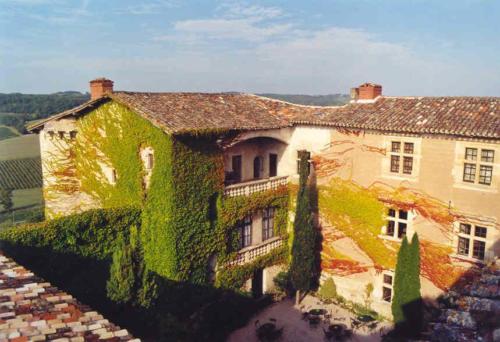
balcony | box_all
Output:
[224,175,289,197]
[226,236,285,267]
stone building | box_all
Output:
[30,78,499,318]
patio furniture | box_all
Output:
[256,322,283,342]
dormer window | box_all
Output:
[47,131,55,138]
[69,131,77,139]
[58,131,65,139]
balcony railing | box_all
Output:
[226,237,285,267]
[224,175,288,197]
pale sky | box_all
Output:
[1,0,499,95]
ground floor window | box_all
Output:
[382,273,393,302]
[457,223,487,261]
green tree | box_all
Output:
[0,188,13,211]
[391,233,422,337]
[290,150,317,305]
[106,226,143,304]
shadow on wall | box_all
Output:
[0,242,272,342]
[384,239,499,341]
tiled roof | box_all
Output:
[291,96,500,139]
[0,253,138,341]
[29,92,500,139]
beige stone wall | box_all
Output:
[39,118,98,218]
[303,128,500,318]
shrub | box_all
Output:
[273,271,294,297]
[318,277,337,302]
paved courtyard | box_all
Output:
[228,295,392,342]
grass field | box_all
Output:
[0,126,20,140]
[0,134,39,160]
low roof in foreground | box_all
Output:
[0,253,139,341]
[29,92,500,139]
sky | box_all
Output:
[0,0,499,95]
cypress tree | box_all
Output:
[290,150,316,304]
[391,233,422,337]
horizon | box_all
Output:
[1,0,499,96]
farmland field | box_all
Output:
[0,134,39,160]
[0,158,42,189]
[0,126,20,140]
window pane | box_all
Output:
[390,155,400,173]
[383,274,393,285]
[397,223,407,238]
[478,165,493,185]
[474,226,487,238]
[399,210,408,220]
[382,287,392,302]
[387,221,395,236]
[388,209,396,217]
[459,223,471,235]
[404,142,414,154]
[391,141,401,153]
[465,148,477,161]
[457,237,470,256]
[463,163,476,183]
[403,157,413,174]
[262,207,275,240]
[481,149,494,163]
[472,240,485,260]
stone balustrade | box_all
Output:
[224,176,289,197]
[226,237,284,267]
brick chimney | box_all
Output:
[351,83,382,102]
[90,78,114,100]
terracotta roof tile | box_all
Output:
[29,92,500,139]
[0,253,138,341]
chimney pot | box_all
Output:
[357,83,382,100]
[90,78,114,100]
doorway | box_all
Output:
[253,156,263,179]
[269,153,277,177]
[252,268,264,298]
[232,155,242,182]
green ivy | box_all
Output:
[215,245,288,290]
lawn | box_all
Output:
[0,134,39,160]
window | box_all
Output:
[58,131,65,139]
[69,131,77,139]
[146,153,154,170]
[110,169,117,184]
[456,223,487,261]
[385,208,409,239]
[262,207,275,240]
[389,141,414,175]
[239,216,252,249]
[47,131,55,138]
[382,273,393,302]
[462,148,494,186]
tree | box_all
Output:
[391,233,422,337]
[290,150,317,305]
[0,188,13,211]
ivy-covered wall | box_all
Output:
[40,100,290,289]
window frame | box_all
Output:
[456,222,487,261]
[462,147,494,186]
[389,140,415,176]
[262,207,275,241]
[239,216,252,249]
[381,272,393,303]
[384,208,409,240]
